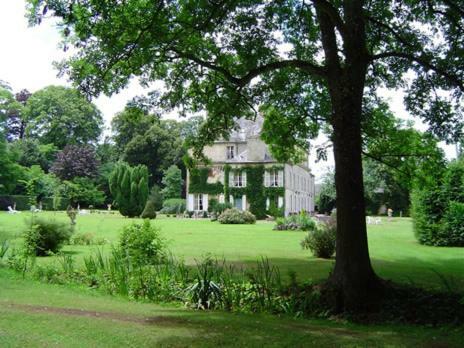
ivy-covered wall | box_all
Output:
[188,167,224,195]
[227,164,284,219]
[189,164,285,219]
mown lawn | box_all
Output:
[1,268,463,347]
[0,211,463,290]
[1,212,464,346]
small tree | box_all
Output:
[161,165,183,199]
[109,162,149,217]
[51,145,99,180]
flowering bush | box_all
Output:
[274,212,316,231]
[218,208,256,224]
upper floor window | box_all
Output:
[270,170,279,187]
[265,169,283,187]
[226,145,235,159]
[233,171,246,187]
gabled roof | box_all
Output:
[216,116,265,142]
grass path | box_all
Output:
[1,268,463,347]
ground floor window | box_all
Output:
[194,194,203,211]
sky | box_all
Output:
[0,1,457,180]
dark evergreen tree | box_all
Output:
[109,162,149,217]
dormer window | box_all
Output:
[227,145,235,159]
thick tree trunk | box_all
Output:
[328,92,382,311]
[313,0,384,311]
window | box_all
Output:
[226,145,235,159]
[269,170,279,187]
[194,194,203,211]
[273,195,279,208]
[233,171,246,187]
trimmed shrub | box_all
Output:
[141,200,157,219]
[218,208,256,224]
[119,220,166,266]
[301,218,336,259]
[160,198,185,215]
[24,217,72,256]
[273,213,316,231]
[0,195,70,211]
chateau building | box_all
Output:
[186,117,315,217]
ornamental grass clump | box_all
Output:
[218,208,256,224]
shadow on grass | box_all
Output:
[124,308,464,347]
[206,254,464,290]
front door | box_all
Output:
[234,196,242,210]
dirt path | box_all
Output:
[3,302,190,327]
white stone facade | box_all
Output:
[186,118,315,216]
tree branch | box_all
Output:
[365,15,416,50]
[362,151,412,177]
[369,51,464,91]
[311,0,346,38]
[442,0,464,17]
[171,48,327,87]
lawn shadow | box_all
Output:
[370,255,464,291]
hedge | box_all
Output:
[0,195,70,211]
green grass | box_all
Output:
[1,212,464,346]
[0,268,463,347]
[1,211,463,290]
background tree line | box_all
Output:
[0,81,202,211]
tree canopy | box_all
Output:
[24,86,103,148]
[28,0,464,311]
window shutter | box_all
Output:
[203,194,209,212]
[278,196,284,208]
[264,171,270,187]
[266,198,270,210]
[278,170,284,187]
[188,194,194,211]
[242,171,247,187]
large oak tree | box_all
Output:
[28,0,463,310]
[24,86,103,149]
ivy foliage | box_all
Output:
[189,164,285,219]
[188,167,223,195]
[228,165,284,219]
